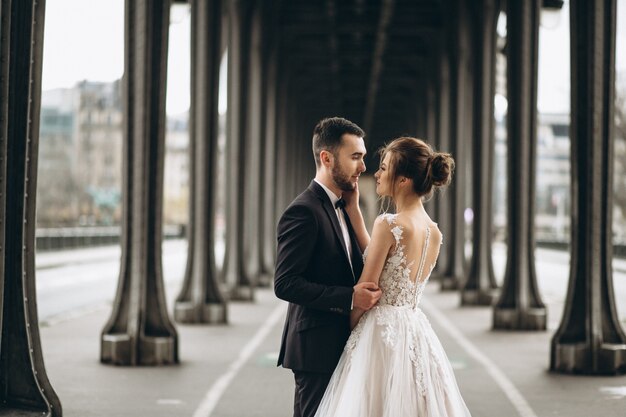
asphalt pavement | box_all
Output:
[35,241,626,416]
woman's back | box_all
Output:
[374,212,442,309]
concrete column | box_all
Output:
[492,0,547,330]
[0,0,62,414]
[223,0,254,300]
[461,0,500,306]
[551,0,626,374]
[101,0,179,365]
[440,0,470,291]
[174,0,228,324]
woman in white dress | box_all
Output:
[315,137,472,417]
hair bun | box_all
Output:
[430,152,455,187]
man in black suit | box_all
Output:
[274,117,382,417]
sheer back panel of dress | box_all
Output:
[382,213,442,285]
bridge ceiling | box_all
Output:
[277,0,444,153]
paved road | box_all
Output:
[33,241,626,416]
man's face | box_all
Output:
[331,134,367,192]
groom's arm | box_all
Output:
[274,203,353,315]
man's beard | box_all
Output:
[332,160,355,192]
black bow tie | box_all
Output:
[335,198,346,209]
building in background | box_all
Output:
[75,80,123,226]
[164,113,189,226]
[38,80,190,229]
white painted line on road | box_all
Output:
[192,302,287,417]
[41,302,111,327]
[422,299,538,417]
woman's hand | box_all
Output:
[343,182,360,215]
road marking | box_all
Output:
[192,302,287,417]
[422,299,538,417]
[599,386,626,399]
[40,302,111,327]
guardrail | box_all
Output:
[33,228,626,258]
[536,240,626,258]
[35,225,186,251]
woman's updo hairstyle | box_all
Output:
[379,137,455,199]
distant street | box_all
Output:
[34,239,626,328]
[35,239,188,324]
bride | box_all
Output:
[315,137,471,417]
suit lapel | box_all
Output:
[308,181,354,273]
[343,208,364,281]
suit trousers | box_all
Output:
[293,370,332,417]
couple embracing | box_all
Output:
[274,117,471,417]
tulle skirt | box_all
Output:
[315,305,472,417]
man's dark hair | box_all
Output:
[312,117,365,168]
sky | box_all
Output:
[41,0,626,116]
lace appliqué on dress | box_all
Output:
[346,213,441,383]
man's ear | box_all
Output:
[320,150,333,167]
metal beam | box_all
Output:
[325,0,342,113]
[550,0,626,375]
[0,0,62,414]
[363,0,395,136]
[101,0,179,366]
[174,0,228,324]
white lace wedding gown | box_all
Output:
[315,213,471,417]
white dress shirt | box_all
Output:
[314,179,353,271]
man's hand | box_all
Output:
[353,281,382,310]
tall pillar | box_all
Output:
[433,47,451,279]
[101,0,179,365]
[461,0,499,305]
[440,0,470,291]
[0,1,62,414]
[551,0,626,374]
[223,0,254,300]
[423,80,438,214]
[260,18,279,282]
[492,0,546,330]
[274,64,290,219]
[425,83,437,146]
[242,2,263,289]
[174,0,227,324]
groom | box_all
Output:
[274,117,382,417]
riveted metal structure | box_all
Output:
[0,0,62,414]
[100,0,179,366]
[461,0,500,306]
[492,0,547,331]
[174,0,228,324]
[550,0,626,375]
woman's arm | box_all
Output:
[343,184,370,252]
[349,217,394,329]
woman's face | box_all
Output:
[374,152,393,197]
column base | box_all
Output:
[461,288,499,306]
[256,273,273,288]
[0,406,57,416]
[230,285,255,301]
[174,301,228,324]
[101,334,177,366]
[440,276,461,291]
[492,307,547,330]
[551,342,626,375]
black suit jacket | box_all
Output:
[274,180,364,373]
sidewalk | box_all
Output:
[40,284,626,417]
